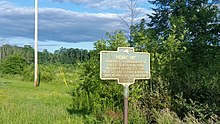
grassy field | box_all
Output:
[0,77,86,124]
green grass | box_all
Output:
[0,77,85,124]
[0,77,150,124]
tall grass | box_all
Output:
[0,77,84,124]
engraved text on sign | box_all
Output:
[100,47,150,84]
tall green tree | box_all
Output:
[148,0,220,66]
[141,0,220,119]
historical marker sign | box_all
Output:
[100,47,150,85]
[100,47,150,124]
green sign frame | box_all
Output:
[100,47,150,85]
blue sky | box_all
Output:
[0,0,153,52]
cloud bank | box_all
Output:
[0,0,152,45]
[52,0,128,9]
[0,1,126,43]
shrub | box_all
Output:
[0,55,27,75]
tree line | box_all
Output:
[0,44,90,65]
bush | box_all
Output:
[22,64,34,81]
[155,109,182,124]
[0,55,27,75]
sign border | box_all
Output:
[100,47,150,85]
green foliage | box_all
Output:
[39,65,56,83]
[68,31,130,123]
[154,109,202,124]
[22,64,34,81]
[23,64,79,85]
[154,109,182,124]
[53,47,90,64]
[0,45,34,64]
[0,44,90,65]
[129,0,220,122]
[128,103,148,124]
[94,31,130,52]
[0,55,27,75]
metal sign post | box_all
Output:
[100,47,150,124]
[123,84,129,124]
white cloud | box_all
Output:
[51,0,152,27]
[52,0,147,11]
[0,2,127,43]
[0,0,153,47]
